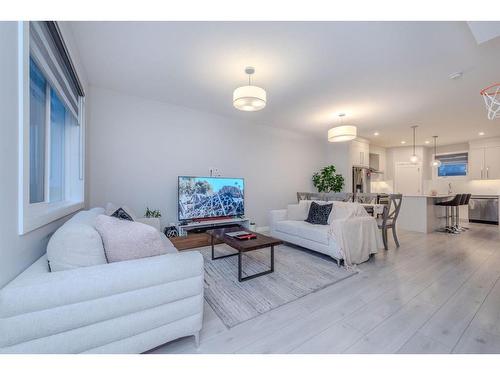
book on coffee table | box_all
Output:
[225,230,257,240]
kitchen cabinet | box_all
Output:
[351,139,370,168]
[485,146,500,179]
[468,148,484,180]
[469,145,500,180]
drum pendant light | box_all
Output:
[233,67,267,111]
[328,113,357,142]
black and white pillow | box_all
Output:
[111,207,135,221]
[305,202,333,225]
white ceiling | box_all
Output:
[66,21,500,147]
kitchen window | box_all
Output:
[436,152,468,177]
[19,22,85,234]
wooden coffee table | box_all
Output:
[206,226,283,282]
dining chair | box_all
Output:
[377,194,403,250]
[324,192,353,202]
[297,192,310,202]
[353,193,378,204]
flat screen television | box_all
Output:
[178,176,245,221]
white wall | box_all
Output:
[87,87,326,228]
[325,141,352,192]
[0,22,88,287]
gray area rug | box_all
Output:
[199,243,357,328]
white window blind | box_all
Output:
[29,21,83,118]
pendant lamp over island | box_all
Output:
[431,136,442,168]
[410,125,420,163]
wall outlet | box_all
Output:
[209,167,221,177]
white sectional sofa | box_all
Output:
[0,208,204,354]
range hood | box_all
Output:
[369,153,384,174]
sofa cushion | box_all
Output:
[47,223,107,272]
[105,202,138,221]
[111,207,134,221]
[274,220,330,245]
[287,200,311,221]
[300,200,337,224]
[67,209,101,227]
[95,215,169,263]
[305,202,333,225]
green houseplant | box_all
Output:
[144,207,162,218]
[312,165,345,193]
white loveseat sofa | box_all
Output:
[270,200,380,266]
[0,208,204,354]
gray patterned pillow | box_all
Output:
[305,202,333,225]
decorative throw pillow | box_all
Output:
[47,222,107,272]
[105,202,138,220]
[111,207,134,221]
[287,201,311,221]
[305,202,333,225]
[95,215,169,263]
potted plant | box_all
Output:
[144,207,162,218]
[312,165,344,193]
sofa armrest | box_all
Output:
[269,209,287,229]
[0,252,203,318]
[136,217,161,232]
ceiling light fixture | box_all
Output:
[448,72,463,80]
[401,141,406,144]
[425,140,430,144]
[374,132,379,136]
[328,113,357,142]
[431,136,442,168]
[479,131,485,136]
[233,67,267,112]
[409,125,420,163]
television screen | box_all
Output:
[178,176,245,221]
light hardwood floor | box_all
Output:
[150,223,500,354]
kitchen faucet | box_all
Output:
[448,183,453,195]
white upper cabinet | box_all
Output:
[468,148,484,180]
[469,138,500,180]
[484,146,500,180]
[351,139,370,167]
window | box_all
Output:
[436,152,468,177]
[19,22,85,234]
[29,58,47,203]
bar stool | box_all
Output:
[435,194,463,234]
[457,193,472,231]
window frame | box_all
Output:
[18,22,85,235]
[432,150,469,180]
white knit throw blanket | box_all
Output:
[327,202,383,268]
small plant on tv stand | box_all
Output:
[145,207,162,218]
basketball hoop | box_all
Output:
[480,83,500,120]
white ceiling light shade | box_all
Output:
[431,136,442,168]
[410,125,420,163]
[233,67,267,112]
[328,113,357,142]
[328,126,358,142]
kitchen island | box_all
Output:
[397,195,452,233]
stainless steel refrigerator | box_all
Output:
[352,167,371,194]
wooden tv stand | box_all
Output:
[170,217,250,251]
